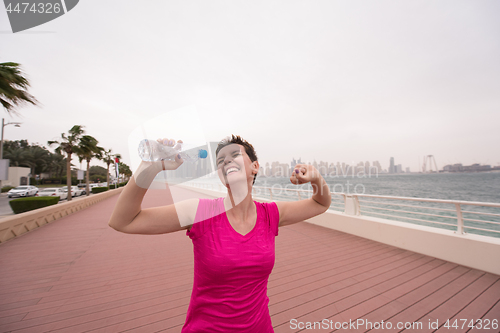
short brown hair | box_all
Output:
[216,135,258,184]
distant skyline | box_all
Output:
[256,156,495,174]
[1,1,499,174]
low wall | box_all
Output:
[179,185,500,275]
[0,188,123,244]
[308,211,500,276]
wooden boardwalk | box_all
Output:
[0,187,498,333]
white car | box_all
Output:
[69,186,84,197]
[7,186,39,198]
[87,184,101,192]
[36,188,68,200]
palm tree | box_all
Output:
[118,162,132,182]
[123,167,132,182]
[46,152,66,178]
[0,62,38,116]
[2,147,30,167]
[48,125,85,201]
[25,145,50,178]
[2,140,56,182]
[76,135,104,196]
[102,149,121,188]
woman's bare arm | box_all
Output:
[276,164,331,226]
[108,176,199,234]
[108,143,198,234]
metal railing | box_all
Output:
[183,182,500,238]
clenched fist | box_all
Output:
[290,164,321,185]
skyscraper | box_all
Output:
[372,161,382,174]
[389,157,395,174]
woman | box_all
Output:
[109,135,331,332]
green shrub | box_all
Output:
[2,186,15,193]
[91,186,109,194]
[118,182,128,187]
[9,197,60,214]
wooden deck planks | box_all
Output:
[0,186,499,333]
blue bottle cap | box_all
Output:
[198,149,208,159]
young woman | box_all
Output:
[109,135,331,332]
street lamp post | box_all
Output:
[0,118,22,189]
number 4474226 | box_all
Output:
[443,319,498,330]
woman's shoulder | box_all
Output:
[255,200,278,210]
[187,197,225,240]
[193,197,225,224]
[197,197,224,208]
[255,201,280,236]
[256,201,279,215]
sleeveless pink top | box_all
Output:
[182,197,279,332]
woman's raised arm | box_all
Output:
[275,164,331,227]
[108,142,199,234]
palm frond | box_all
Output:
[0,62,39,115]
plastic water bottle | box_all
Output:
[138,139,208,162]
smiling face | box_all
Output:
[216,144,258,187]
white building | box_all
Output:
[4,167,31,187]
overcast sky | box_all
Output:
[1,0,499,173]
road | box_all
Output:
[0,192,94,217]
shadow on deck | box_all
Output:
[0,187,499,333]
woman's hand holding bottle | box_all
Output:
[134,138,184,188]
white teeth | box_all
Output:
[226,167,239,175]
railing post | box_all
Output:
[298,190,301,200]
[455,203,464,234]
[268,188,273,200]
[353,195,361,216]
[344,195,359,215]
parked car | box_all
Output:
[69,186,83,197]
[76,184,89,195]
[7,186,39,198]
[87,184,100,192]
[77,183,100,189]
[78,183,100,188]
[36,188,68,200]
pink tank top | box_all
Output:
[182,197,279,332]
